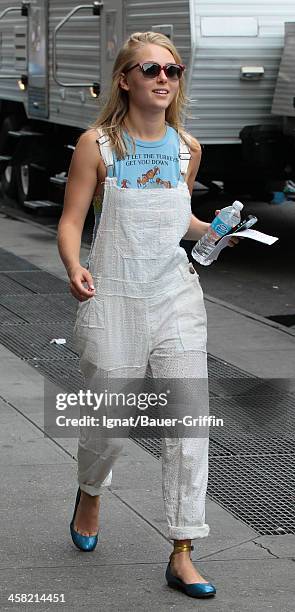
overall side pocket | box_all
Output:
[75,296,105,329]
[175,277,207,351]
[73,296,105,359]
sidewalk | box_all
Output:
[0,212,294,612]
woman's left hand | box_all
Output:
[214,209,240,248]
[228,235,240,247]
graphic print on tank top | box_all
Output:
[113,125,184,190]
[92,125,185,216]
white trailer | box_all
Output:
[272,22,295,129]
[0,0,295,209]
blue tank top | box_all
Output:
[109,124,185,189]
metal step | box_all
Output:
[0,154,12,170]
[8,130,44,139]
[50,174,68,187]
[23,199,62,211]
[30,162,46,171]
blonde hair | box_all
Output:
[90,31,196,158]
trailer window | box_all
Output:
[201,17,258,37]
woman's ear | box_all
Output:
[119,73,129,91]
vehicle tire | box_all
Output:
[15,162,47,208]
[0,115,21,198]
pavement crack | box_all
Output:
[253,540,279,558]
[197,536,260,560]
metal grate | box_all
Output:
[207,455,294,535]
[27,357,84,390]
[0,273,33,296]
[0,294,77,324]
[0,303,25,324]
[0,322,77,360]
[0,248,294,535]
[2,270,70,294]
[0,247,39,271]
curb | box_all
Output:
[204,293,295,338]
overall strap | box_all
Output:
[95,127,114,171]
[178,134,192,178]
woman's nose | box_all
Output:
[157,68,168,81]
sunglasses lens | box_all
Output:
[141,63,160,77]
[166,64,182,79]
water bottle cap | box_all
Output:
[232,200,244,211]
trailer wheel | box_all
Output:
[2,164,17,198]
[15,162,47,208]
[0,115,20,198]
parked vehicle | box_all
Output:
[271,21,295,180]
[0,0,295,210]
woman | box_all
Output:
[57,31,237,599]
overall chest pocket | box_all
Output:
[115,208,179,259]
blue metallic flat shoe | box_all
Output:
[165,543,216,598]
[70,487,99,552]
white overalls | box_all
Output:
[73,128,210,541]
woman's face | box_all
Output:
[119,43,180,112]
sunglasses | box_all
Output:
[125,62,185,80]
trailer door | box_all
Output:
[100,0,123,90]
[27,0,49,119]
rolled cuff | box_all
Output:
[78,470,112,497]
[168,523,210,541]
[79,483,105,496]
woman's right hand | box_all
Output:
[69,265,96,302]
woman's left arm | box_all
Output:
[182,137,210,241]
[182,137,239,247]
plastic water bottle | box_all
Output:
[191,201,244,266]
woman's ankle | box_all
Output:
[80,491,100,503]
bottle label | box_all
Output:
[210,217,232,237]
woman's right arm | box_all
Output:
[57,130,102,301]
